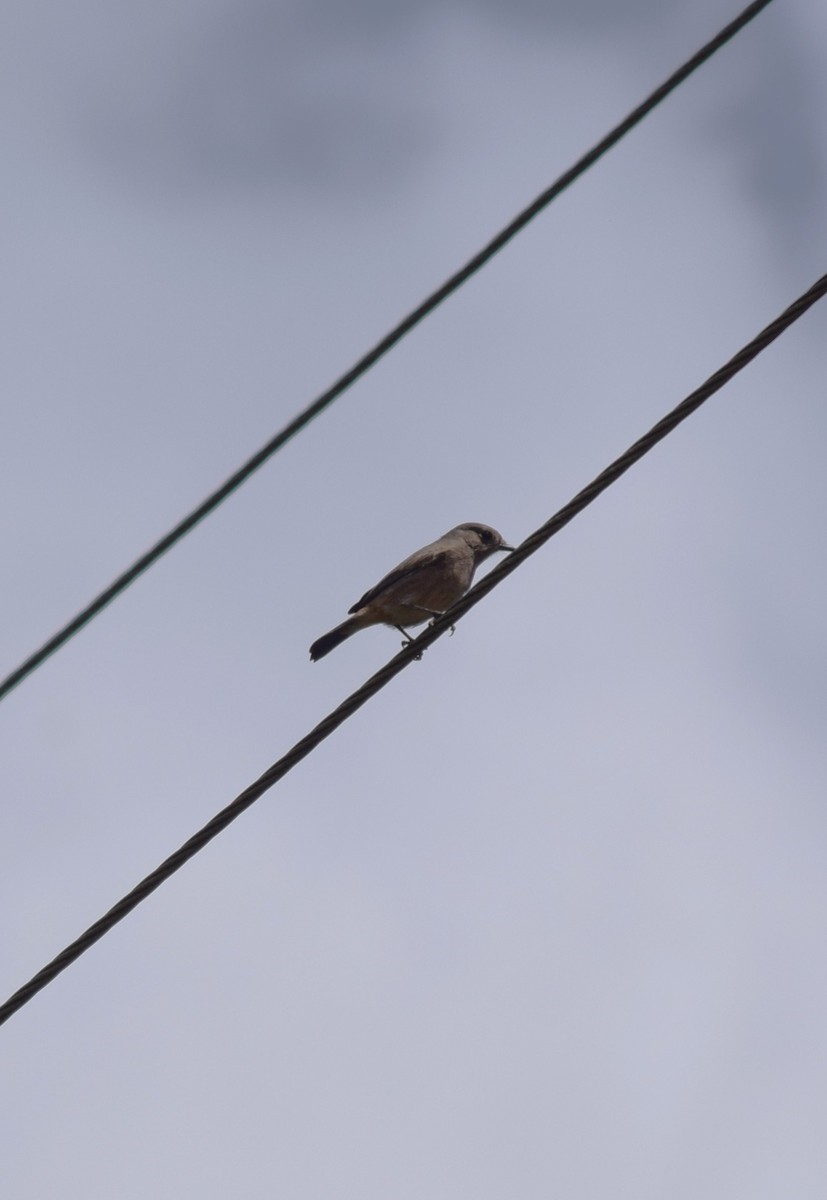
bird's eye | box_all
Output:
[480,529,492,543]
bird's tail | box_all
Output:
[309,616,365,661]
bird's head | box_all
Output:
[451,523,515,560]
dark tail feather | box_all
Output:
[309,618,361,662]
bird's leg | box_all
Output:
[394,625,423,660]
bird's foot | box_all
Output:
[396,626,423,660]
[400,637,423,660]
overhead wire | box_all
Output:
[0,0,775,705]
[1,265,824,1029]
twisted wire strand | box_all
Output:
[1,264,822,1030]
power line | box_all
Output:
[0,0,775,705]
[1,265,822,1030]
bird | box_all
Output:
[309,522,515,661]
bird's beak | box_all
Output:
[501,544,516,553]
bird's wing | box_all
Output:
[348,546,451,613]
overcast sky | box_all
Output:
[3,1,827,1197]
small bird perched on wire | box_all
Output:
[309,522,514,661]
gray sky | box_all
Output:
[3,1,827,1197]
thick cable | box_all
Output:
[0,0,775,704]
[1,265,823,1029]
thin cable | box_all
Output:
[0,0,775,705]
[1,266,823,1030]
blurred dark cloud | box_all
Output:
[702,25,826,243]
[69,0,824,247]
[86,0,435,193]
